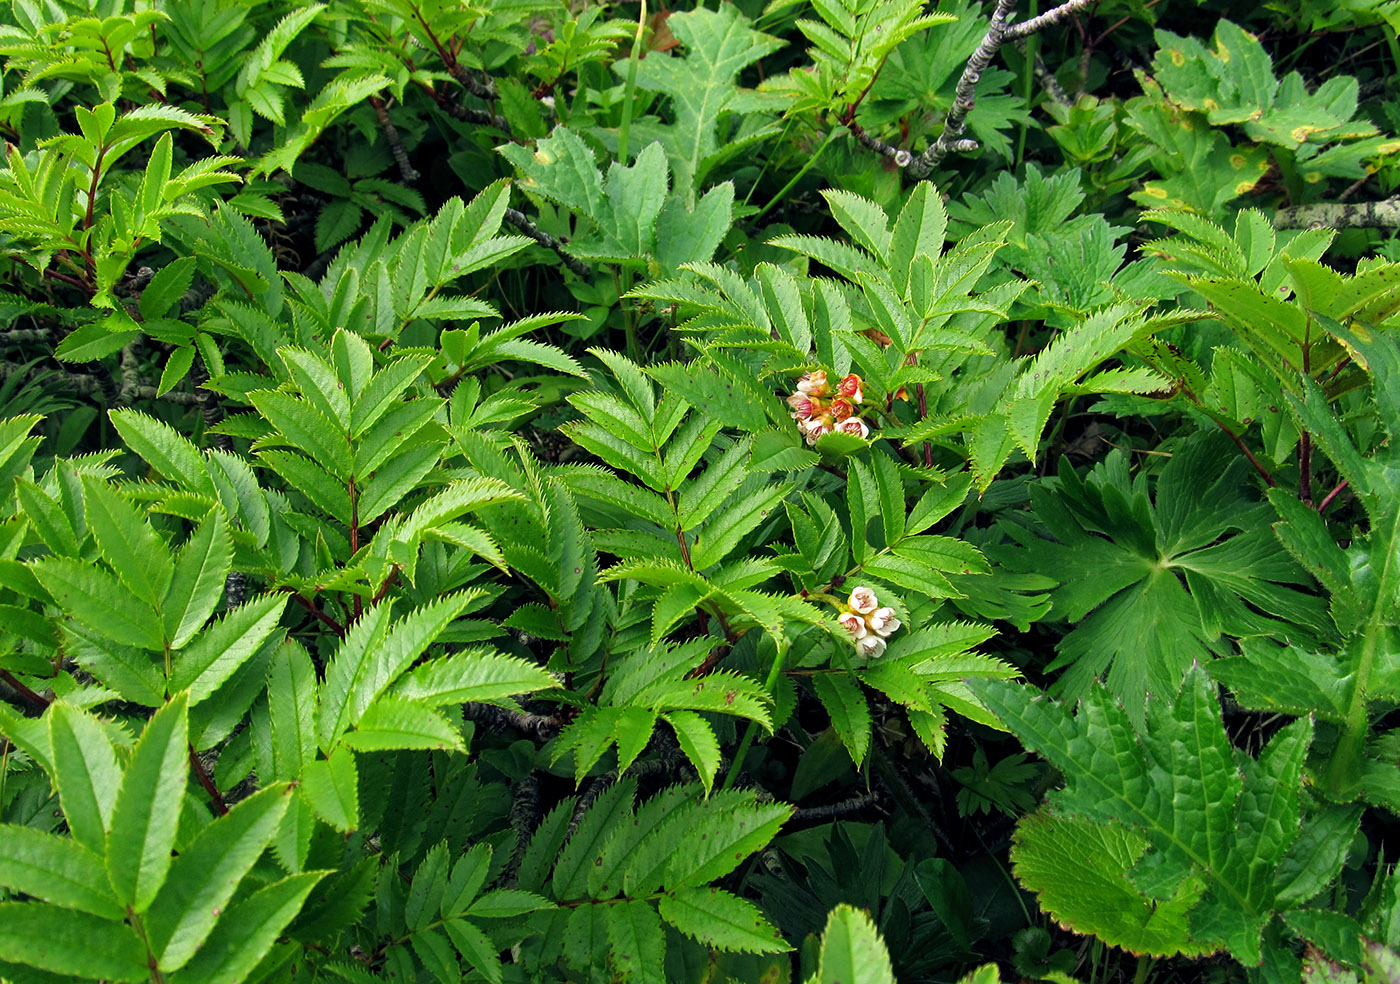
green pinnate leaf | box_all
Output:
[106,693,189,913]
[48,703,121,854]
[299,744,359,832]
[812,672,870,768]
[657,886,788,954]
[30,557,164,650]
[664,711,720,795]
[606,899,666,983]
[0,825,122,918]
[553,779,637,900]
[145,784,295,972]
[80,473,173,606]
[816,904,896,984]
[391,648,558,705]
[162,510,234,650]
[444,918,502,984]
[340,696,463,752]
[166,871,328,984]
[0,902,147,981]
[171,593,287,705]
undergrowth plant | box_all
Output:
[2,0,1400,982]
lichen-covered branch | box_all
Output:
[371,96,420,183]
[461,700,563,741]
[908,0,1018,177]
[848,121,913,167]
[0,359,201,405]
[1274,197,1400,229]
[1003,0,1095,42]
[906,0,1090,177]
[432,88,511,135]
[504,207,593,278]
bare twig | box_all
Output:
[0,328,55,346]
[502,771,542,887]
[0,669,49,713]
[847,121,912,166]
[1003,0,1096,42]
[371,96,420,184]
[908,0,1018,176]
[1274,197,1400,229]
[0,360,200,405]
[461,701,562,742]
[432,87,511,134]
[792,789,880,824]
[503,207,592,278]
[1017,41,1071,105]
[906,0,1094,176]
[445,62,499,102]
[188,746,229,816]
[117,341,144,405]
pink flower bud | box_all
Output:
[838,373,864,403]
[855,635,887,659]
[847,586,878,614]
[837,417,869,439]
[868,607,901,637]
[802,418,831,445]
[837,612,867,639]
[829,397,855,422]
[787,393,814,418]
[796,370,829,396]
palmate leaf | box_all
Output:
[972,666,1321,964]
[1008,436,1329,724]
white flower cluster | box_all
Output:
[836,585,901,659]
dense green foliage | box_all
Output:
[1,0,1400,980]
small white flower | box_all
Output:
[837,611,867,639]
[867,607,901,638]
[847,585,878,615]
[855,635,887,659]
[836,416,869,439]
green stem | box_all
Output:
[616,0,647,165]
[1325,499,1400,795]
[1133,954,1153,984]
[721,641,790,792]
[752,126,840,224]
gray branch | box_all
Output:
[0,360,200,405]
[504,207,593,278]
[372,96,420,184]
[1273,197,1400,229]
[461,700,562,741]
[905,0,1091,177]
[848,121,912,167]
[0,328,55,346]
[908,0,1018,177]
[1003,0,1095,42]
[447,62,499,102]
